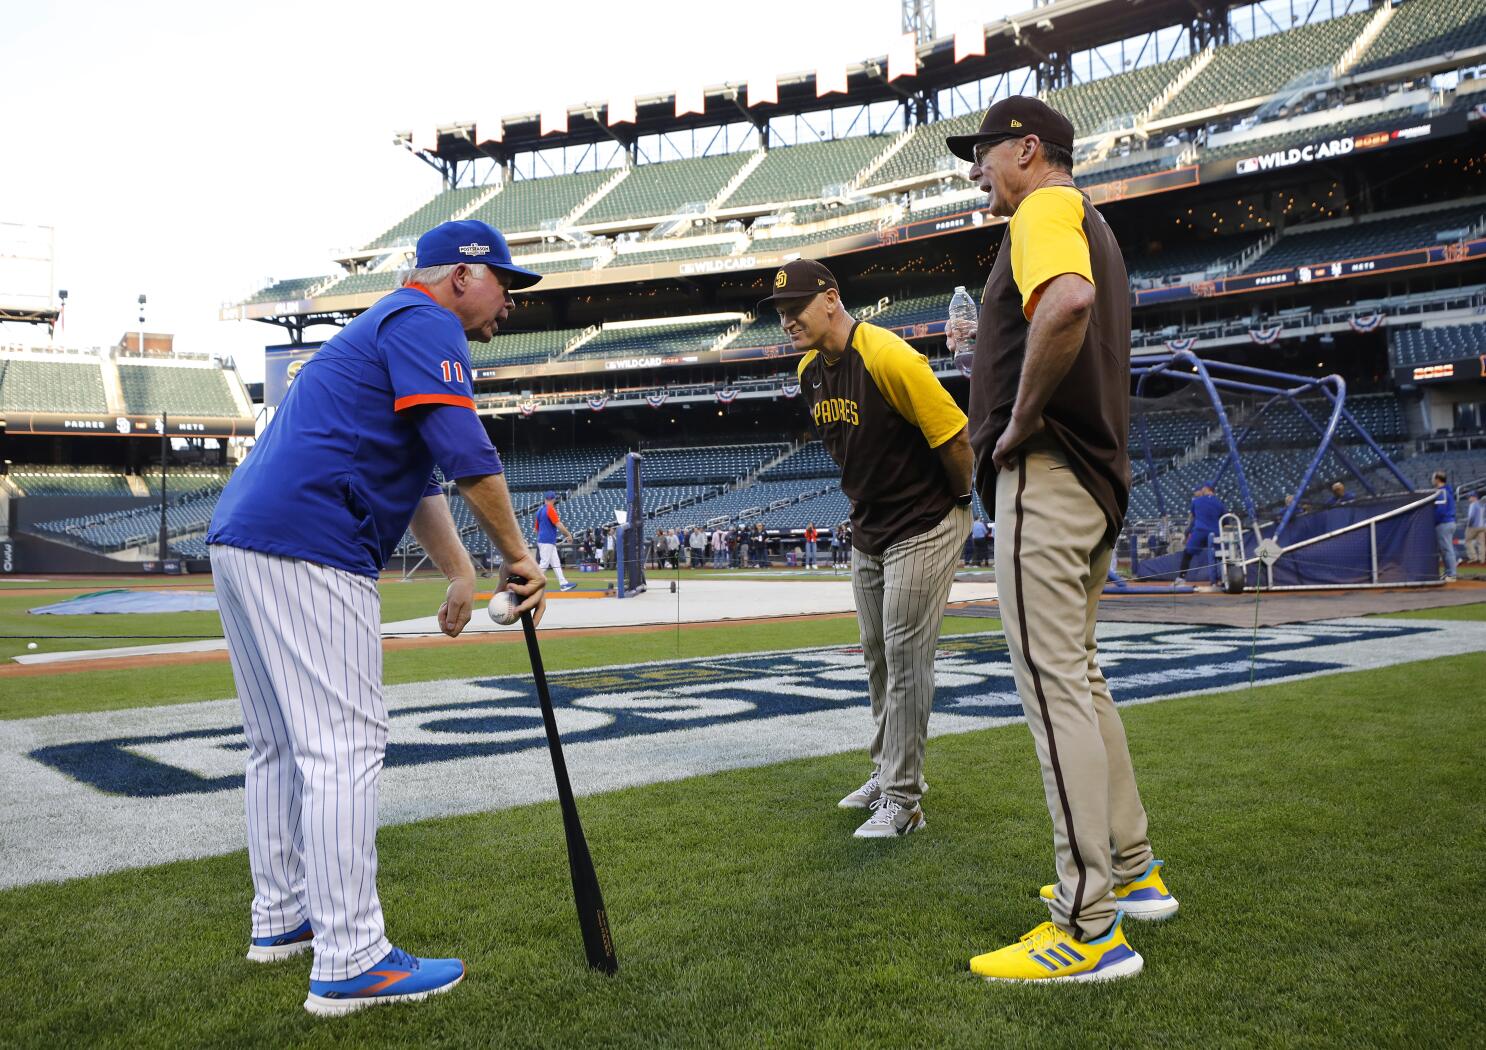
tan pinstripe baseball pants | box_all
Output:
[994,440,1154,942]
[851,503,972,808]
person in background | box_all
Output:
[971,516,989,566]
[689,523,707,568]
[804,522,819,569]
[1433,471,1458,582]
[1174,484,1225,587]
[1328,481,1353,505]
[1465,491,1485,565]
[713,524,730,568]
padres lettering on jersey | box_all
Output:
[812,397,860,427]
[798,321,966,556]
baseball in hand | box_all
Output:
[488,590,521,626]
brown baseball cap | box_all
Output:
[756,259,839,312]
[945,95,1076,162]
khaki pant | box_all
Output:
[994,440,1154,941]
[852,504,972,807]
[1465,525,1485,564]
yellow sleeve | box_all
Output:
[1008,186,1093,320]
[857,325,967,448]
[796,351,816,379]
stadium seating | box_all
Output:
[140,467,234,495]
[1046,57,1187,136]
[1160,9,1373,118]
[758,441,837,481]
[117,364,240,416]
[1392,322,1486,367]
[752,218,882,252]
[1356,0,1486,73]
[570,318,737,359]
[1244,203,1486,273]
[246,275,330,304]
[8,468,132,497]
[320,271,402,297]
[725,135,890,207]
[617,444,786,486]
[527,254,603,274]
[0,357,108,413]
[1128,233,1264,283]
[365,185,490,249]
[582,153,755,224]
[469,327,586,367]
[610,241,734,268]
[866,111,982,187]
[467,170,615,233]
[501,446,625,491]
[35,486,223,551]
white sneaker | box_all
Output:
[838,772,882,809]
[852,796,926,838]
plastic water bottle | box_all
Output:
[948,286,978,375]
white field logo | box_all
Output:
[2,618,1482,888]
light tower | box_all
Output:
[901,0,935,46]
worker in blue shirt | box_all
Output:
[1174,483,1225,586]
[1328,481,1353,505]
[1433,471,1458,581]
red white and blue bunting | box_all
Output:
[518,399,539,417]
[1249,324,1283,345]
[716,387,739,405]
[780,381,800,399]
[1348,311,1384,333]
[1165,336,1196,352]
[587,396,609,412]
[646,391,668,409]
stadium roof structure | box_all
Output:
[400,0,1241,172]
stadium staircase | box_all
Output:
[733,441,803,492]
[564,167,631,227]
[574,452,631,497]
[1334,3,1397,79]
[1235,232,1279,274]
[554,324,603,359]
[98,357,126,415]
[1140,45,1214,127]
[452,182,505,221]
[847,130,913,191]
[707,149,767,211]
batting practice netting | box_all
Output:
[615,452,646,598]
[1121,353,1442,590]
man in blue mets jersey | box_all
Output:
[207,219,546,1016]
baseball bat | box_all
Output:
[518,602,619,975]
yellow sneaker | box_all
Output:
[1039,860,1179,921]
[970,913,1142,983]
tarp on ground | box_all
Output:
[28,590,220,615]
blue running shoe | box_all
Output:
[560,582,578,592]
[246,919,313,963]
[304,947,464,1017]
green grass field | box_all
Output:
[2,574,1482,1047]
[1,649,1482,1048]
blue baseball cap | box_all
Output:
[544,490,558,500]
[414,220,542,290]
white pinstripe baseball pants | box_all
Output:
[210,544,392,982]
[851,504,971,807]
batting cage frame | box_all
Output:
[1125,352,1442,591]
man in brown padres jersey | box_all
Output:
[761,259,973,839]
[945,96,1178,983]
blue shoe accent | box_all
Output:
[305,947,464,1017]
[560,582,578,592]
[246,920,313,962]
[1086,912,1126,945]
[1091,944,1138,972]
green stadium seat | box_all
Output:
[0,357,108,413]
[583,153,755,224]
[117,364,240,416]
[365,185,490,249]
[1161,10,1374,118]
[467,170,616,234]
[1358,0,1486,73]
[726,135,890,207]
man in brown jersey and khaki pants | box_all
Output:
[945,97,1179,984]
[765,260,973,839]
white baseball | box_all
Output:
[488,590,521,626]
[26,642,38,650]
